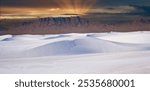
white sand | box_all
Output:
[0,31,150,74]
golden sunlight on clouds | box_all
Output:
[0,7,61,15]
[0,7,87,19]
[57,0,96,14]
[0,7,63,19]
[0,0,96,19]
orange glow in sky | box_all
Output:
[0,0,96,19]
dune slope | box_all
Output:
[0,31,150,73]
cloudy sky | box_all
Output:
[1,0,150,7]
[0,0,150,19]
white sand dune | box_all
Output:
[98,32,150,44]
[0,31,150,73]
[0,35,12,41]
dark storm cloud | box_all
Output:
[0,0,150,8]
[0,0,57,8]
[96,0,150,6]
